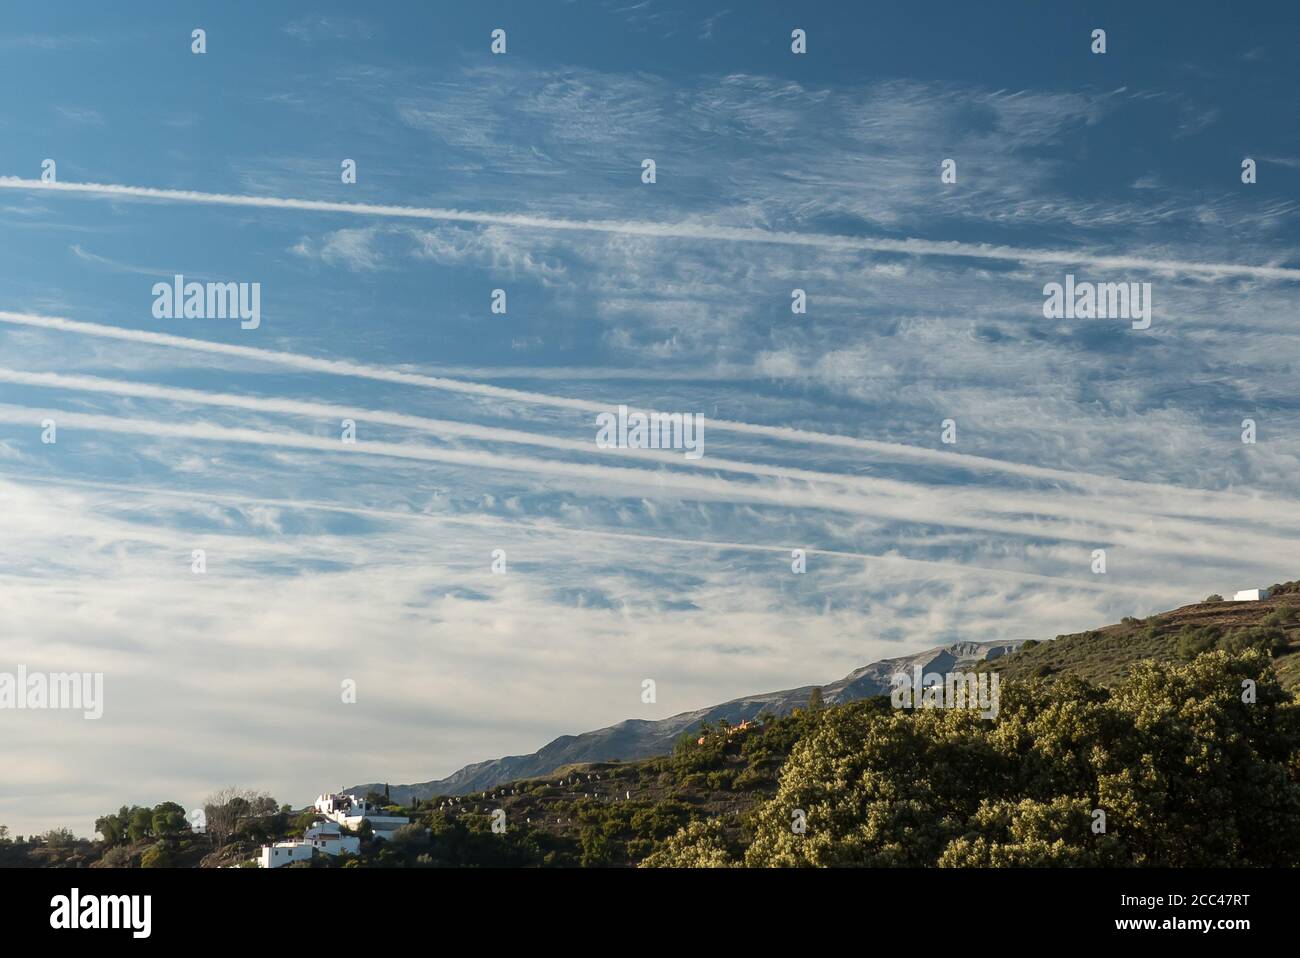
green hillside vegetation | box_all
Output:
[733,649,1300,867]
[5,585,1300,868]
[370,703,869,867]
[980,583,1300,689]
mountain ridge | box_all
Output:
[349,638,1024,803]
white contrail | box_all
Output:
[0,365,920,492]
[0,402,1077,544]
[0,308,1290,521]
[0,472,1167,596]
[3,177,1299,280]
[4,403,1298,563]
[7,365,1300,543]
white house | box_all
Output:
[258,842,314,869]
[1233,588,1270,602]
[313,792,408,841]
[257,823,361,869]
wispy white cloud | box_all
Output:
[283,16,375,42]
[4,178,1296,280]
[290,227,386,271]
[55,106,103,126]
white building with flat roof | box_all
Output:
[313,792,408,840]
[257,822,360,869]
[1233,589,1270,602]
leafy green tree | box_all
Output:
[937,796,1123,866]
[127,807,153,843]
[94,814,124,846]
[745,652,1300,867]
[640,819,739,867]
[151,802,187,837]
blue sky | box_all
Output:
[1,1,1299,837]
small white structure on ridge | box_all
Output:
[1232,588,1270,602]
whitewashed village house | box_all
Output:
[257,822,360,869]
[256,792,410,868]
[313,792,409,841]
[1233,588,1271,602]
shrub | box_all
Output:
[139,844,171,868]
[1177,625,1221,660]
[1218,626,1287,657]
[389,823,429,846]
[100,846,132,868]
[1263,606,1297,627]
[705,770,735,791]
[579,827,615,867]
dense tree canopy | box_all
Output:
[736,650,1300,867]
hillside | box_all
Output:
[360,585,1300,803]
[349,639,1023,802]
[980,581,1300,689]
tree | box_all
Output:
[127,807,153,843]
[250,793,279,817]
[94,814,124,846]
[203,787,262,845]
[0,825,11,846]
[41,828,77,849]
[640,819,739,867]
[745,652,1300,868]
[151,802,187,838]
[807,687,824,711]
